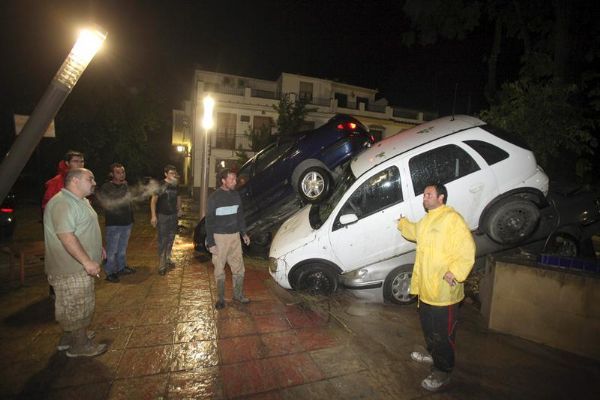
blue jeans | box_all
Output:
[104,224,133,275]
[157,213,178,269]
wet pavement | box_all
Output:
[0,196,599,399]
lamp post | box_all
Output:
[200,95,215,218]
[0,27,107,204]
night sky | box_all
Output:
[1,0,500,116]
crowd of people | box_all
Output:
[40,149,473,392]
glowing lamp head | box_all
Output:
[202,96,215,129]
[55,27,107,90]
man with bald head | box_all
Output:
[44,168,107,358]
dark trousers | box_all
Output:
[418,302,458,373]
[157,213,178,268]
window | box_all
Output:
[334,92,348,108]
[356,96,369,109]
[240,115,250,122]
[299,81,313,102]
[334,166,403,229]
[409,144,480,195]
[252,116,273,133]
[464,140,509,165]
[254,142,294,174]
[216,112,237,149]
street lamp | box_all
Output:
[0,27,107,204]
[200,95,215,218]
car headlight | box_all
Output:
[269,257,278,273]
[346,268,368,279]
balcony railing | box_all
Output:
[251,89,279,99]
[366,103,386,113]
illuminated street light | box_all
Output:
[200,95,215,218]
[176,145,186,153]
[0,26,107,203]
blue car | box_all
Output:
[194,114,374,253]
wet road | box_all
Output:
[0,197,598,399]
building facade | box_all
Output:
[173,70,436,197]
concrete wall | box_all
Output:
[480,261,600,360]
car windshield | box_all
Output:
[310,165,357,228]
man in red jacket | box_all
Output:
[42,150,85,212]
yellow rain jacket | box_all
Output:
[397,204,475,306]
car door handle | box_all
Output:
[469,184,484,193]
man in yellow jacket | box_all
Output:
[397,183,475,391]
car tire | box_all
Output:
[193,219,208,254]
[483,197,540,244]
[383,265,417,305]
[544,232,579,257]
[294,263,338,295]
[297,167,331,203]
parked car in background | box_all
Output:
[0,193,16,243]
[268,115,552,302]
[194,114,374,253]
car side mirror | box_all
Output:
[339,213,358,225]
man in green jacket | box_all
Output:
[397,183,475,391]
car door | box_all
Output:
[328,164,414,271]
[404,142,497,228]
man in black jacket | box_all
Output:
[97,163,136,282]
[206,169,251,309]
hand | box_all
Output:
[83,260,101,277]
[242,234,250,246]
[443,271,457,287]
[150,216,157,227]
[209,246,217,255]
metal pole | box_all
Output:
[199,127,209,218]
[0,81,70,203]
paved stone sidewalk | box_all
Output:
[1,197,599,399]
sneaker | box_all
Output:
[214,300,225,310]
[66,342,108,358]
[421,371,450,392]
[167,260,175,268]
[57,330,96,351]
[158,268,167,276]
[119,266,136,275]
[105,273,120,283]
[410,351,433,364]
[233,296,250,304]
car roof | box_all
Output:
[350,114,486,177]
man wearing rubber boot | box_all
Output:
[44,168,107,358]
[206,169,251,309]
[397,183,475,392]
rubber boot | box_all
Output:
[233,275,250,304]
[66,328,107,358]
[215,279,225,309]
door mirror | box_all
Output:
[339,213,358,225]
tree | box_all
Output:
[274,93,316,137]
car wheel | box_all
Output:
[544,232,579,257]
[383,265,417,305]
[294,263,338,295]
[483,198,540,244]
[297,167,331,203]
[193,219,208,254]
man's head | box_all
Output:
[219,168,237,191]
[64,150,84,170]
[422,183,448,211]
[163,165,178,184]
[65,168,96,198]
[109,163,126,184]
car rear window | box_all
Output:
[464,140,509,165]
[481,124,531,151]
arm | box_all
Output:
[446,214,476,283]
[397,217,417,242]
[56,232,101,276]
[150,195,158,227]
[237,193,250,245]
[205,194,216,251]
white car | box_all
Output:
[268,115,549,304]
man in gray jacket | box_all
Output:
[206,169,250,309]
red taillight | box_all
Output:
[337,122,358,131]
[1,208,14,213]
